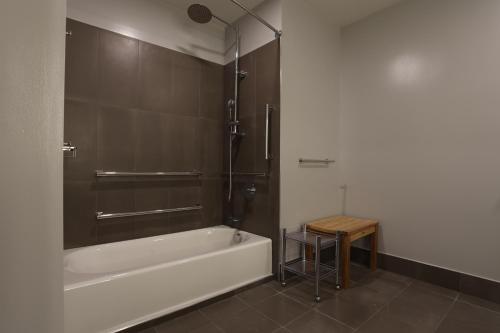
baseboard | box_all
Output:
[350,247,500,304]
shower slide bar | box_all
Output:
[298,158,336,164]
[95,170,202,177]
[265,104,273,160]
[96,205,203,220]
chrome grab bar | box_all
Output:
[298,158,335,164]
[95,170,202,177]
[265,104,273,160]
[96,205,203,220]
[223,172,267,177]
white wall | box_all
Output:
[67,0,227,64]
[340,0,500,282]
[225,0,282,63]
[280,0,342,256]
[0,0,65,332]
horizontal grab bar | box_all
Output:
[298,158,335,164]
[95,170,202,177]
[223,172,267,177]
[96,205,203,220]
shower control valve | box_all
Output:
[62,141,77,158]
[238,70,248,79]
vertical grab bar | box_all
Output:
[265,104,273,160]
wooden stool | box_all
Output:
[307,216,379,288]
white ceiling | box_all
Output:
[164,0,405,27]
[163,0,267,23]
[307,0,405,26]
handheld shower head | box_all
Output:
[187,4,213,24]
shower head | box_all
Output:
[188,3,233,27]
[187,4,213,24]
[188,2,281,37]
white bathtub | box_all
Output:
[64,226,272,333]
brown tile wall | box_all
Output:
[223,40,281,272]
[64,19,224,248]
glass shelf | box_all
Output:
[284,259,336,280]
[285,231,337,248]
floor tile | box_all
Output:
[361,283,454,333]
[411,280,458,300]
[136,328,157,333]
[357,307,428,333]
[368,269,413,286]
[350,264,373,282]
[436,301,500,333]
[355,272,409,300]
[266,276,303,291]
[286,310,353,333]
[316,290,381,329]
[190,322,222,333]
[317,278,344,294]
[284,281,337,306]
[256,294,310,326]
[199,297,249,324]
[317,273,407,329]
[155,311,210,332]
[195,323,224,333]
[272,328,291,333]
[458,293,500,313]
[216,307,280,333]
[337,283,394,308]
[238,284,278,306]
[127,271,500,333]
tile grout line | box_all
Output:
[352,279,414,332]
[433,293,458,332]
[195,280,286,331]
[235,292,287,330]
[277,281,356,331]
[243,279,344,331]
[281,308,315,331]
[197,309,225,333]
[456,296,500,315]
[271,326,290,333]
[268,280,314,331]
[151,271,498,332]
[411,280,460,301]
[311,308,357,332]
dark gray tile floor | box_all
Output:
[136,264,500,333]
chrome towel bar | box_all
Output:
[95,170,202,177]
[298,158,335,164]
[96,205,203,220]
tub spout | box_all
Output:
[233,230,243,244]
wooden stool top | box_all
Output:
[307,215,378,236]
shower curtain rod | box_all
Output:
[230,0,282,37]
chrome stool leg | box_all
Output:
[280,228,287,287]
[315,235,321,302]
[335,230,342,290]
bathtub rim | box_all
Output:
[64,226,271,290]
